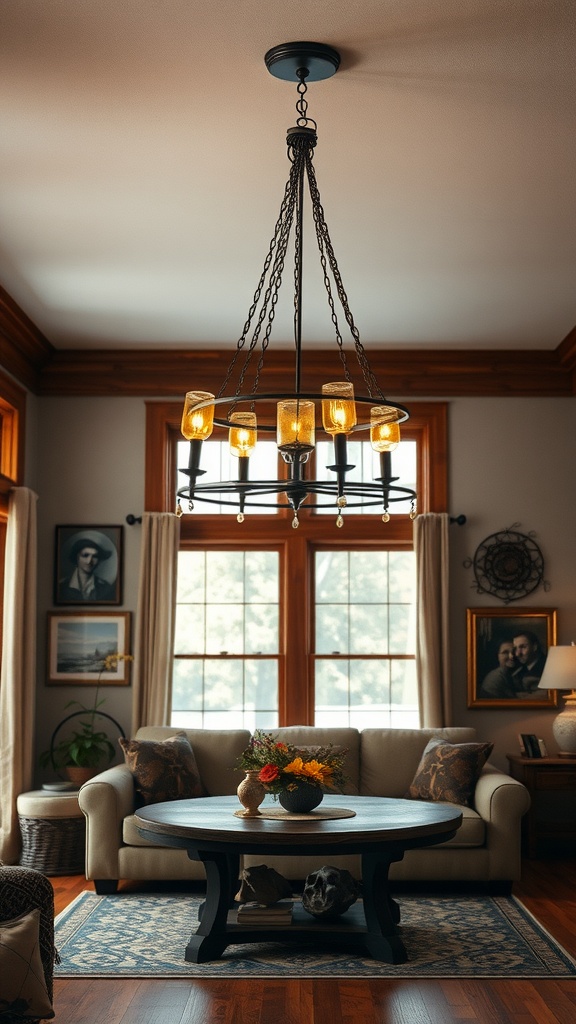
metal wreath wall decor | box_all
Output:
[464,524,549,604]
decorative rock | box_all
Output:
[235,864,293,905]
[302,865,360,919]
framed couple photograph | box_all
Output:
[47,611,131,686]
[467,607,558,708]
[54,525,123,605]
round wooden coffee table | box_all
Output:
[135,794,462,964]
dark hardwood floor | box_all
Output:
[50,856,576,1024]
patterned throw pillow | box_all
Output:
[406,738,494,806]
[119,733,205,805]
[0,909,54,1020]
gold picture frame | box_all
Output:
[467,607,558,708]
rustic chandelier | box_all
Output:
[177,42,417,529]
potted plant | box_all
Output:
[40,653,131,785]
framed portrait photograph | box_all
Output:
[54,525,122,605]
[467,607,558,708]
[47,611,131,686]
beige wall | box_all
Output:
[449,396,576,768]
[34,397,146,778]
[32,393,576,779]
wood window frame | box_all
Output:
[0,369,26,657]
[0,369,26,517]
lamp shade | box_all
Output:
[538,643,576,757]
[537,644,576,690]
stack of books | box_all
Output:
[236,899,294,925]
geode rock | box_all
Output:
[234,864,292,905]
[302,865,360,919]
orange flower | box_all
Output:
[283,757,333,785]
[259,764,280,784]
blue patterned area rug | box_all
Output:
[54,892,576,979]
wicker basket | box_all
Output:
[18,814,86,875]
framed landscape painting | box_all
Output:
[467,607,557,708]
[47,611,131,686]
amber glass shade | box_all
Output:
[181,391,215,440]
[229,411,257,457]
[370,406,401,452]
[277,400,315,451]
[321,381,357,435]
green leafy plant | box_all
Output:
[40,653,132,772]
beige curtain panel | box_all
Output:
[0,487,38,863]
[414,511,452,729]
[131,512,180,732]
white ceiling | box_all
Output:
[1,0,575,352]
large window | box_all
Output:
[314,549,417,728]
[173,550,280,729]
[146,399,447,727]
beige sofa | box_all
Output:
[78,725,530,894]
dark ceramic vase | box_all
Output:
[278,784,323,814]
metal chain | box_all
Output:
[295,71,317,131]
[305,150,385,400]
[219,73,387,405]
[217,155,298,401]
[251,150,303,393]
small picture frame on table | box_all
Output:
[54,525,122,605]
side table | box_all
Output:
[506,755,576,858]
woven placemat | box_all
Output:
[234,806,356,821]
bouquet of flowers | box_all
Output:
[236,730,348,795]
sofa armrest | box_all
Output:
[472,763,530,881]
[473,764,531,824]
[78,764,135,880]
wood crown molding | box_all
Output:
[0,287,54,393]
[0,286,575,398]
[36,344,576,398]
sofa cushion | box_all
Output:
[406,738,494,806]
[0,908,54,1020]
[123,814,170,847]
[135,727,252,796]
[360,727,478,797]
[119,733,205,805]
[433,804,486,847]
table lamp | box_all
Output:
[537,642,576,757]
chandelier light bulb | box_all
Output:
[370,406,401,452]
[322,382,357,435]
[229,411,257,457]
[277,400,315,453]
[181,391,215,441]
